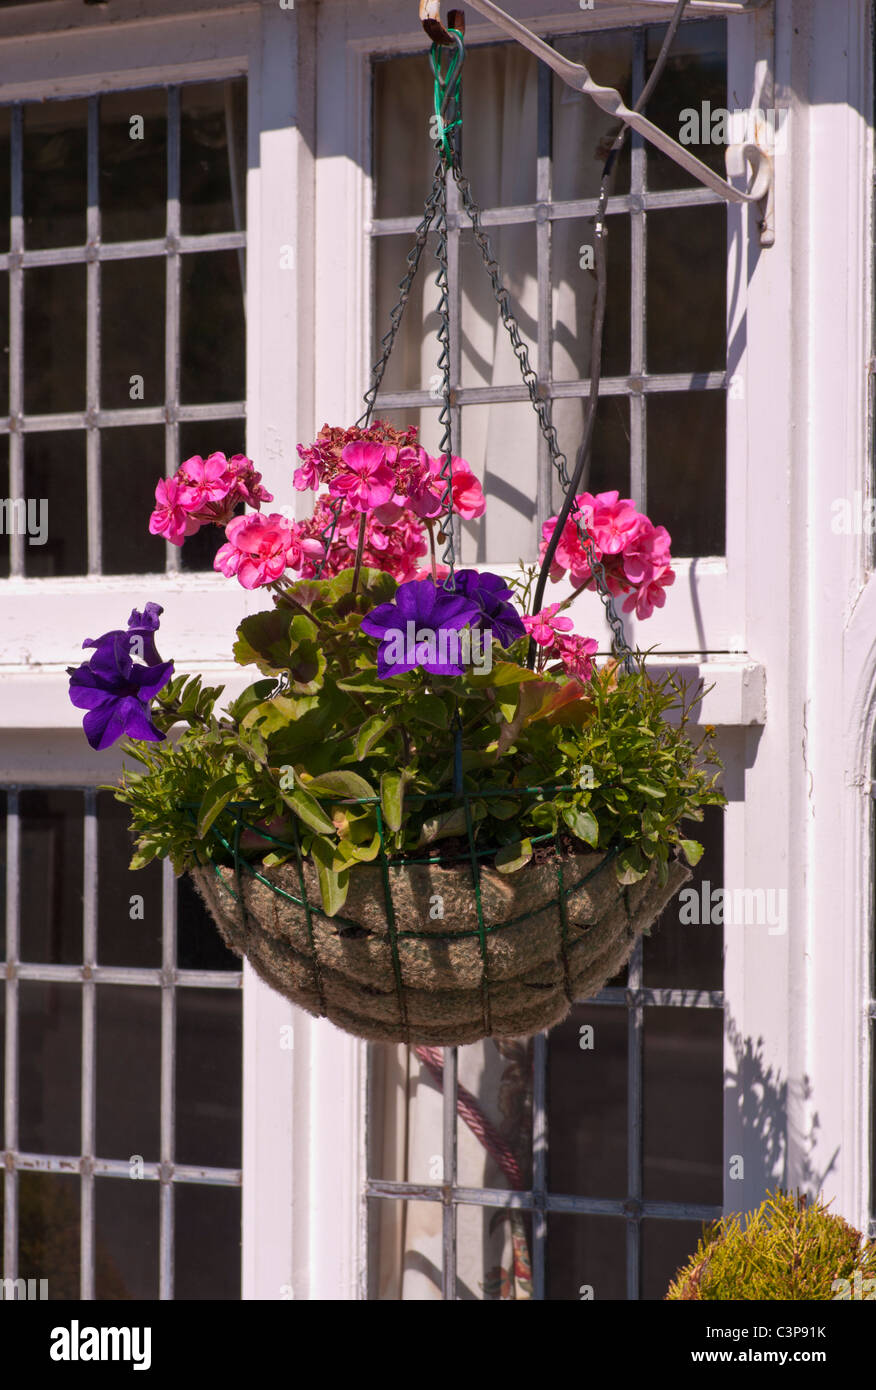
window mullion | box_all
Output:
[165,85,181,577]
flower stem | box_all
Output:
[426,520,439,583]
[351,513,368,596]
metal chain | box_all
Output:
[449,151,634,668]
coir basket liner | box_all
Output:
[190,849,691,1045]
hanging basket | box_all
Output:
[189,811,691,1044]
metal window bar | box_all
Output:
[364,23,727,1300]
[1,85,246,580]
[0,789,242,1300]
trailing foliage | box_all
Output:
[666,1190,876,1301]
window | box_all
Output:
[1,789,242,1299]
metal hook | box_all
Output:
[420,2,466,46]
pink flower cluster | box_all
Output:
[214,513,324,591]
[521,604,599,681]
[293,495,429,583]
[540,490,674,621]
[295,422,486,522]
[149,453,273,546]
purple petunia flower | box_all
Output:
[452,570,527,649]
[360,578,479,678]
[68,604,174,750]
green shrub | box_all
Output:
[666,1190,876,1300]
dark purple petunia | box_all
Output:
[360,577,479,678]
[68,604,174,750]
[452,569,527,649]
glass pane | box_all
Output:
[457,1038,533,1192]
[175,987,242,1169]
[646,204,726,375]
[459,400,538,564]
[100,88,167,243]
[101,424,166,575]
[19,1174,80,1299]
[174,1184,241,1300]
[180,78,247,236]
[645,19,727,193]
[179,250,245,403]
[373,231,440,396]
[553,394,631,519]
[644,803,724,990]
[101,258,165,409]
[23,430,87,577]
[368,1043,444,1186]
[461,44,538,208]
[97,791,162,968]
[19,982,81,1154]
[553,30,632,202]
[19,789,82,966]
[373,53,436,221]
[456,1203,533,1300]
[178,417,246,573]
[553,212,630,382]
[460,224,537,390]
[546,1213,625,1300]
[643,1217,709,1301]
[646,389,725,556]
[367,1197,442,1300]
[23,98,88,249]
[643,1006,723,1205]
[177,873,240,972]
[96,985,161,1161]
[95,1177,159,1299]
[0,437,10,577]
[24,264,86,414]
[548,1003,627,1199]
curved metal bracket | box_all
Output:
[421,0,775,247]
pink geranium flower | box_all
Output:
[328,442,396,512]
[425,454,486,520]
[589,490,640,555]
[622,520,672,586]
[622,564,675,620]
[522,603,574,647]
[215,513,300,589]
[149,477,201,546]
[177,453,231,511]
[557,634,599,681]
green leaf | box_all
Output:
[281,788,336,835]
[380,771,409,833]
[233,609,296,676]
[196,773,240,839]
[616,847,649,885]
[562,804,599,848]
[680,838,705,866]
[408,692,449,728]
[355,714,393,759]
[310,842,350,917]
[304,769,376,802]
[637,780,667,800]
[495,838,533,874]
